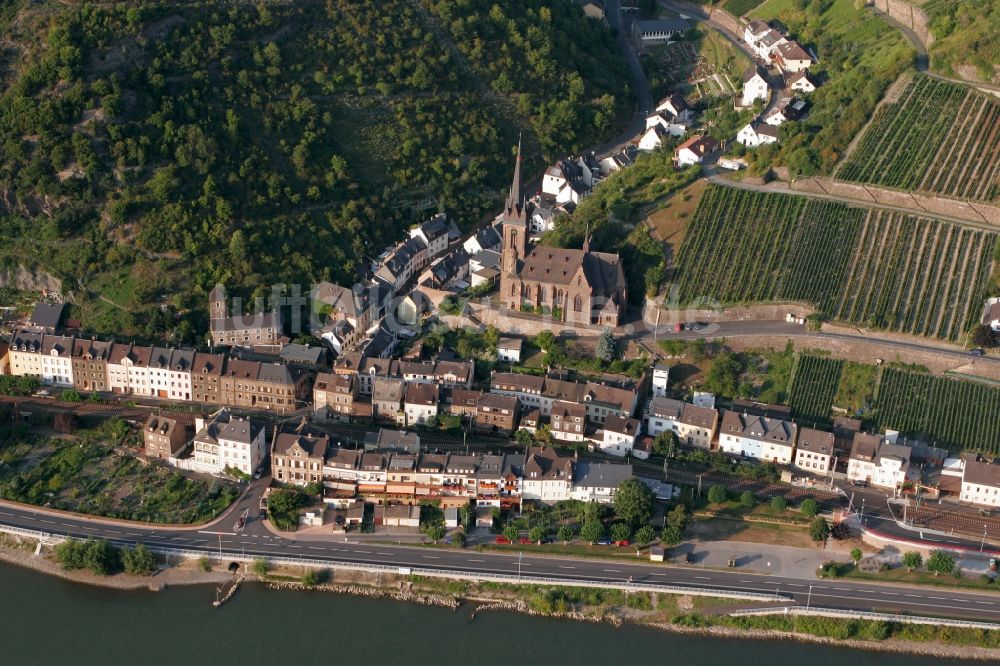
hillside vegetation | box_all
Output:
[923,0,1000,84]
[0,0,631,341]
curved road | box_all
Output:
[3,492,1000,622]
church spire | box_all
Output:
[506,133,524,220]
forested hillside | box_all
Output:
[0,0,631,341]
[923,0,999,84]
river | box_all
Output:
[0,563,975,665]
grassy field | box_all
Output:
[671,185,997,341]
[644,178,708,250]
[0,420,238,523]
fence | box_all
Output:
[730,605,1000,630]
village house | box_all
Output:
[474,393,521,434]
[271,423,330,487]
[638,124,670,152]
[846,432,912,491]
[408,212,453,261]
[403,381,439,427]
[673,134,718,166]
[490,371,546,411]
[191,352,226,404]
[785,70,817,93]
[433,359,474,389]
[655,93,692,122]
[764,97,807,126]
[774,41,812,72]
[312,282,374,352]
[737,119,780,147]
[335,352,397,395]
[322,448,364,498]
[8,329,44,380]
[375,236,429,294]
[313,372,358,421]
[500,140,628,327]
[209,285,282,347]
[107,343,153,396]
[960,458,1000,508]
[192,409,265,477]
[496,337,523,364]
[794,427,835,474]
[652,362,669,398]
[446,387,483,420]
[571,461,633,503]
[28,302,65,333]
[541,159,590,205]
[741,65,769,106]
[521,446,575,503]
[550,399,588,443]
[220,359,310,414]
[643,397,718,449]
[599,415,641,457]
[719,411,797,464]
[71,338,111,393]
[744,20,787,60]
[462,226,502,256]
[379,504,421,528]
[372,376,405,423]
[39,334,74,388]
[142,415,188,460]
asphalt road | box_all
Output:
[4,492,1000,622]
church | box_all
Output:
[499,140,628,327]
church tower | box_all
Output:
[209,284,227,321]
[500,136,528,278]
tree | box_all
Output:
[535,329,555,353]
[850,548,863,565]
[703,352,742,397]
[809,517,830,543]
[610,522,632,543]
[122,543,157,576]
[902,551,923,571]
[665,504,688,533]
[301,569,323,586]
[971,325,996,348]
[529,526,546,543]
[634,525,656,544]
[613,478,654,528]
[800,498,820,517]
[425,523,446,542]
[707,485,728,505]
[503,523,520,543]
[252,558,270,577]
[662,526,684,546]
[595,326,618,363]
[770,496,787,512]
[580,519,606,544]
[514,429,534,449]
[557,524,575,543]
[652,431,677,457]
[740,490,756,508]
[926,551,955,576]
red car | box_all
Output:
[518,537,531,545]
[494,536,511,544]
[615,540,630,547]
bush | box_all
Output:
[253,558,270,577]
[56,539,122,576]
[739,490,756,508]
[301,569,324,586]
[556,524,575,542]
[770,496,787,512]
[425,523,446,542]
[902,551,923,570]
[198,556,212,572]
[610,522,632,543]
[634,525,656,544]
[122,543,157,576]
[809,517,830,543]
[707,485,728,504]
[800,498,820,517]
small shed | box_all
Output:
[444,507,459,528]
[649,546,665,562]
[476,506,494,528]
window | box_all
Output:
[574,295,582,312]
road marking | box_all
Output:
[308,547,324,551]
[287,545,302,549]
[468,558,485,562]
[422,556,439,560]
[905,594,921,598]
[975,601,994,605]
[695,576,711,580]
[376,552,393,556]
[650,573,665,576]
[882,592,898,596]
[604,569,621,573]
[929,596,946,600]
[834,587,851,591]
[355,550,371,554]
[787,583,804,587]
[558,566,575,570]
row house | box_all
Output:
[209,284,282,347]
[373,377,406,423]
[793,427,835,474]
[719,411,797,464]
[521,446,575,503]
[960,458,1000,508]
[644,397,718,449]
[191,352,226,405]
[846,432,912,490]
[335,352,397,395]
[409,213,455,261]
[313,372,358,421]
[446,387,483,421]
[40,335,74,387]
[8,330,44,379]
[271,423,330,487]
[148,347,194,401]
[403,382,439,427]
[142,414,188,460]
[374,236,429,294]
[550,400,588,443]
[313,282,374,352]
[474,393,520,434]
[220,359,310,414]
[108,344,153,396]
[599,415,641,457]
[489,371,639,423]
[71,338,112,392]
[192,409,265,477]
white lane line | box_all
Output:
[929,596,946,600]
[468,559,485,562]
[604,569,622,573]
[422,556,439,560]
[650,573,665,576]
[787,583,804,588]
[376,552,393,556]
[558,566,575,570]
[308,547,324,551]
[355,550,371,554]
[833,587,851,591]
[905,594,921,598]
[975,601,994,605]
[287,545,302,549]
[883,592,898,596]
[695,576,711,580]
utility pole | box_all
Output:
[806,585,813,611]
[982,525,988,553]
[518,551,523,581]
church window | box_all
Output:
[574,295,583,312]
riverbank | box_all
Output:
[4,534,1000,661]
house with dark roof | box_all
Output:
[28,302,64,333]
[794,427,835,473]
[209,284,282,347]
[571,461,633,503]
[960,458,1000,508]
[271,421,330,486]
[192,408,266,476]
[737,119,780,147]
[409,212,452,260]
[521,446,575,503]
[846,432,912,490]
[599,415,640,457]
[630,18,691,47]
[719,411,797,464]
[143,414,189,459]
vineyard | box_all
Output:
[873,367,1000,455]
[788,355,843,426]
[837,74,1000,202]
[671,185,997,341]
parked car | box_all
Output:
[970,348,985,357]
[615,540,630,547]
[596,539,613,546]
[518,537,531,545]
[494,536,511,544]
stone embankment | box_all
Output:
[264,580,461,609]
[471,600,624,627]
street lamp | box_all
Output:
[518,551,523,581]
[806,584,813,611]
[982,525,988,553]
[859,498,866,527]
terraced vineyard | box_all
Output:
[788,355,843,426]
[837,74,1000,202]
[873,368,1000,455]
[723,0,766,16]
[672,186,998,341]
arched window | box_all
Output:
[574,295,583,312]
[510,282,516,296]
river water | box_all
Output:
[0,563,974,665]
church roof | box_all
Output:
[518,246,626,296]
[503,136,528,227]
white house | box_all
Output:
[570,461,632,504]
[743,19,771,48]
[638,124,669,152]
[192,409,265,476]
[409,213,452,261]
[785,70,817,93]
[550,400,587,443]
[793,427,835,474]
[8,330,45,382]
[982,297,1000,332]
[654,93,692,122]
[107,344,154,396]
[750,27,787,60]
[719,411,797,464]
[463,226,502,255]
[38,334,74,387]
[631,18,691,48]
[960,459,1000,508]
[521,446,574,503]
[741,65,769,107]
[599,416,640,457]
[652,362,670,398]
[737,120,780,147]
[846,432,912,491]
[643,397,718,449]
[764,97,807,126]
[774,41,812,73]
[673,134,719,166]
[403,381,439,427]
[497,337,523,363]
